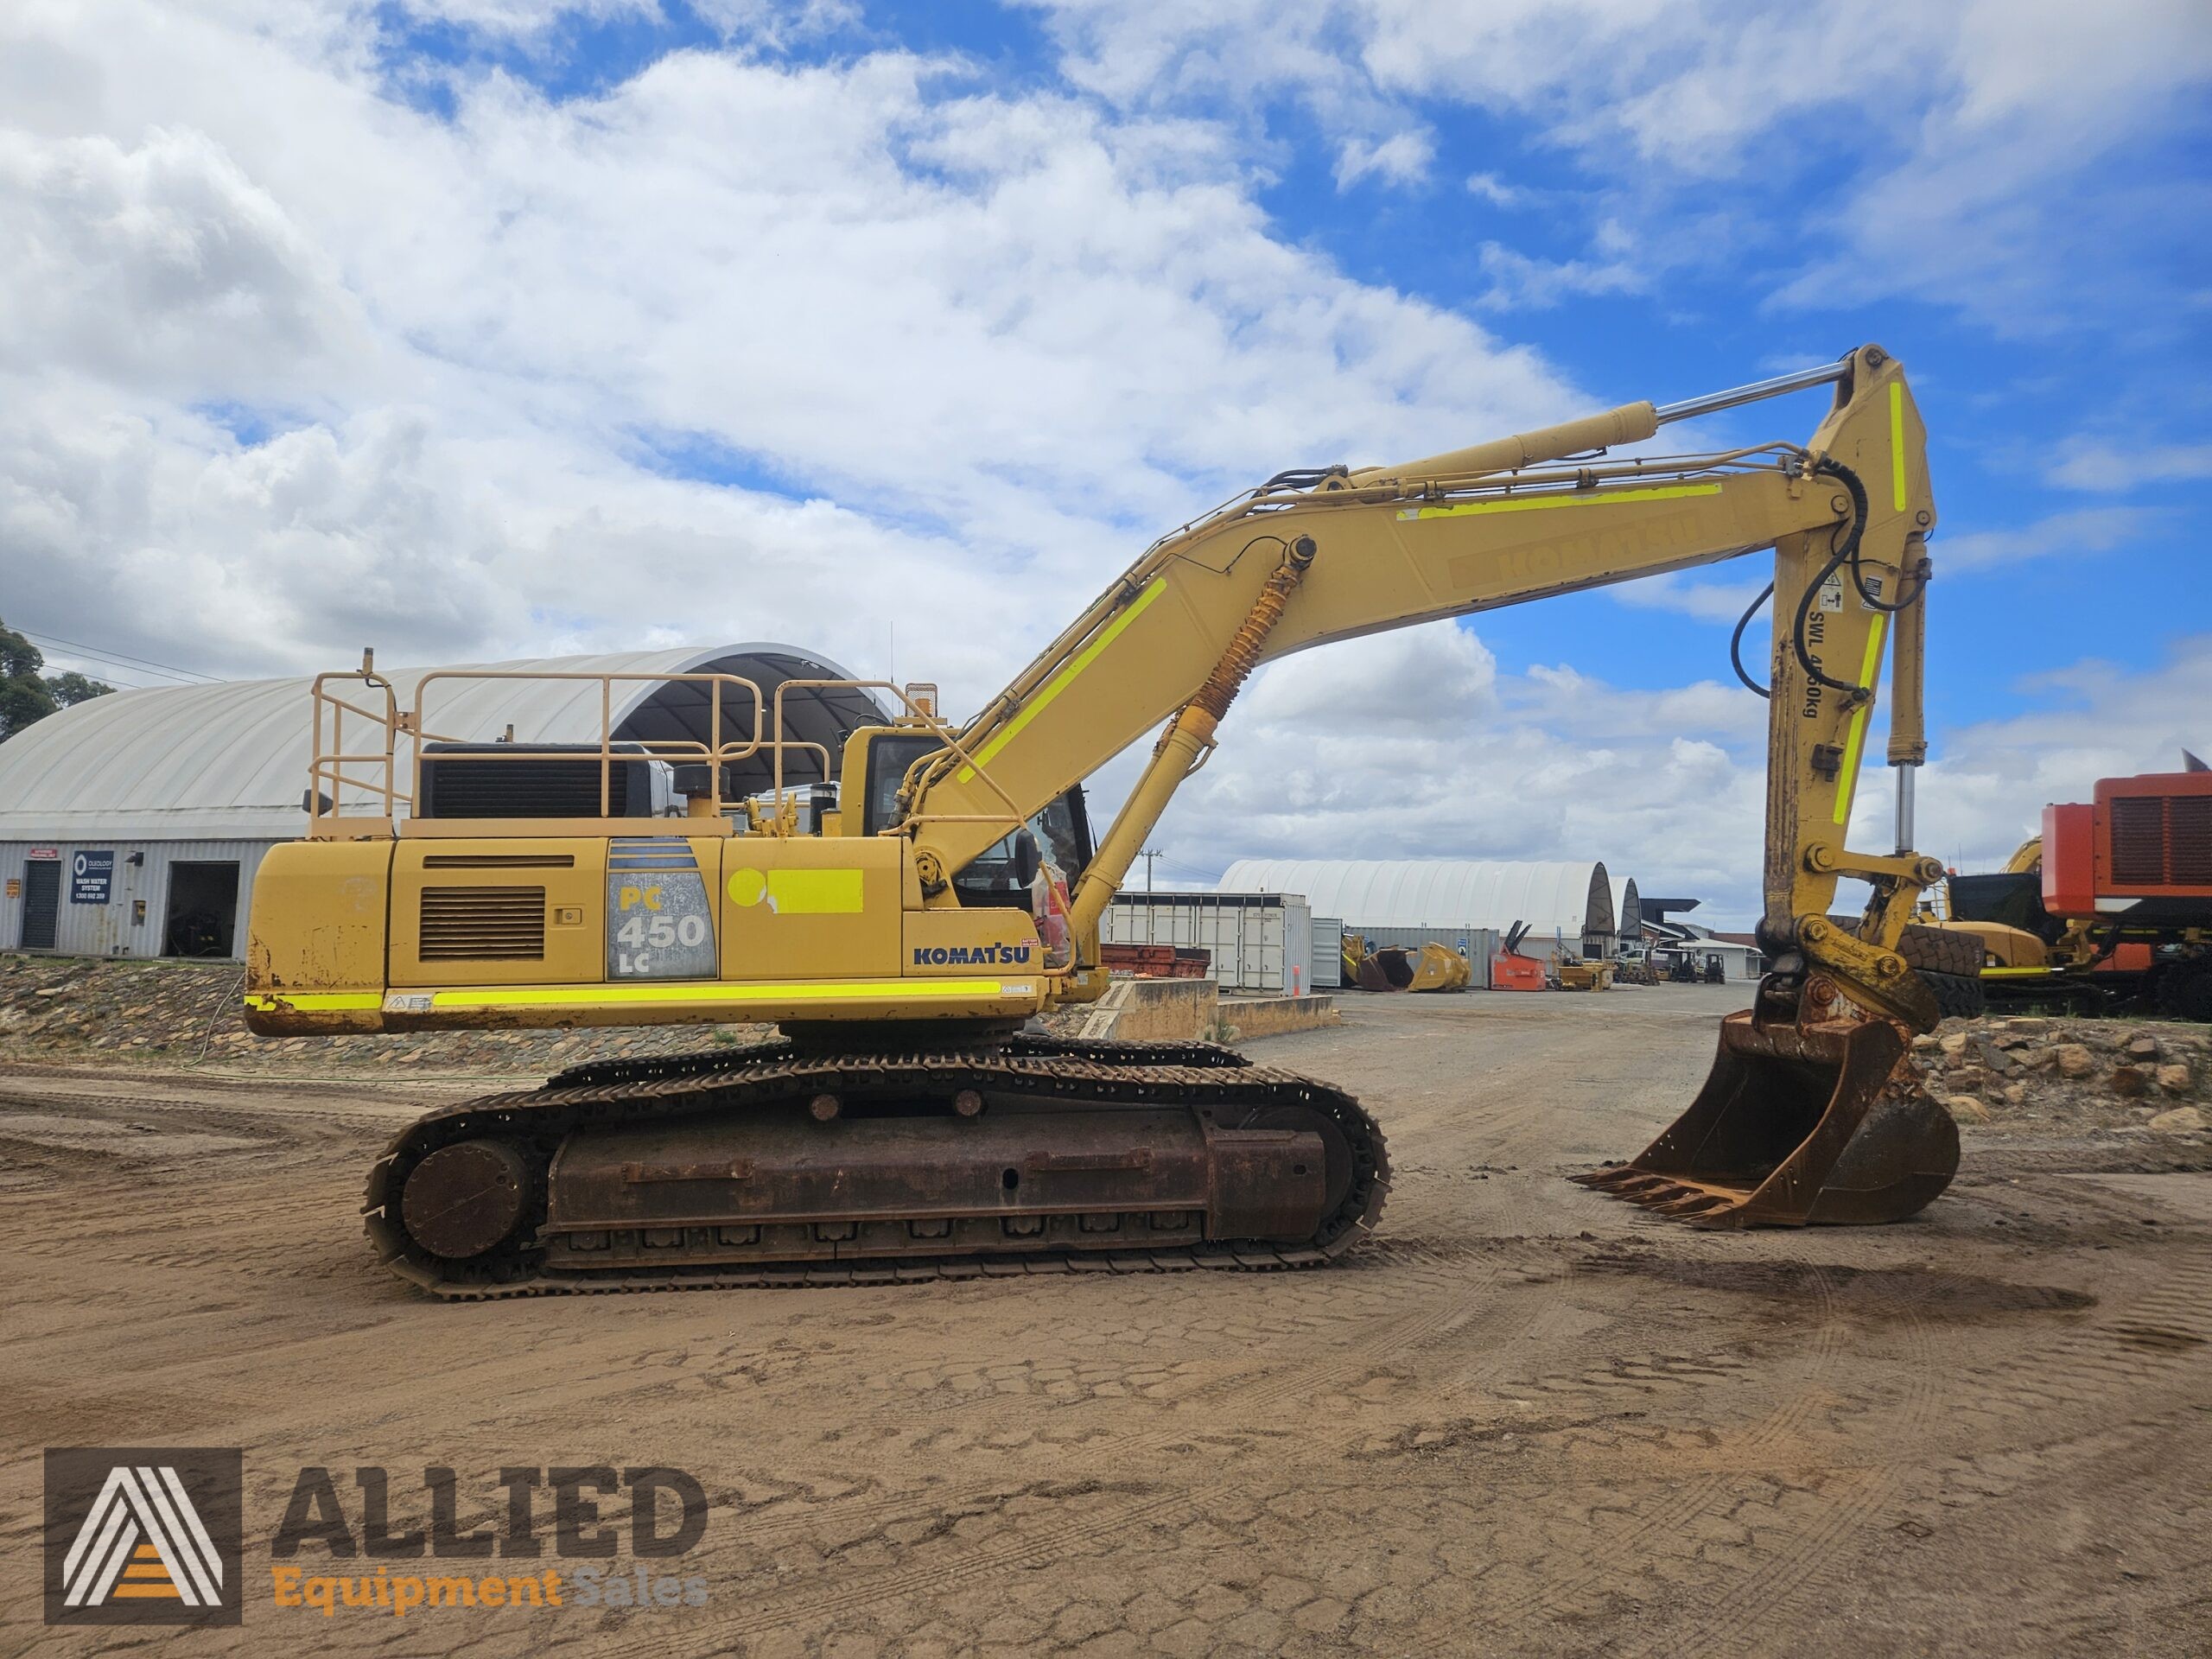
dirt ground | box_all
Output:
[3,984,2209,1657]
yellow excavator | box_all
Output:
[247,344,1960,1296]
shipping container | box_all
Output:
[1104,893,1319,994]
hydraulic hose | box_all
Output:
[1789,456,1876,698]
[1731,581,1774,698]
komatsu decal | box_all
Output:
[912,944,1033,967]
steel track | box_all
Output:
[365,1036,1389,1300]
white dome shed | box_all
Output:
[1220,858,1616,957]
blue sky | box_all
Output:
[378,0,2210,724]
[3,0,2208,914]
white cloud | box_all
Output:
[1136,618,1777,923]
[1464,170,1523,207]
[1,1,1586,715]
[1024,0,2212,323]
[1332,128,1432,189]
[1473,238,1643,312]
[1610,574,1765,625]
[1935,506,2158,572]
[2054,441,2212,493]
[1147,621,2212,930]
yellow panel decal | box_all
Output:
[428,978,1012,1009]
[726,867,865,914]
[1398,483,1721,521]
[1831,614,1888,826]
[957,576,1170,783]
[1889,381,1909,512]
[243,992,382,1011]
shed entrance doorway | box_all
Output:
[164,861,240,957]
[20,859,59,950]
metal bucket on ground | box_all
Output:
[1408,943,1471,992]
[1357,946,1417,992]
[1573,1007,1959,1227]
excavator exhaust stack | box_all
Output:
[1573,1004,1959,1228]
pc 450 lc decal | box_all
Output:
[607,840,717,980]
[912,944,1033,967]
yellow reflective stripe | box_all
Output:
[1832,614,1888,826]
[957,577,1169,783]
[243,992,382,1011]
[1398,482,1722,521]
[1982,966,2056,977]
[428,978,1016,1010]
[1889,381,1908,512]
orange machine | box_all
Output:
[2041,767,2212,1020]
[1491,921,1547,991]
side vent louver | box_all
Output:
[2110,795,2212,887]
[2173,796,2212,885]
[420,887,547,961]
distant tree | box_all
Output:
[46,670,117,709]
[0,619,118,741]
[0,619,55,741]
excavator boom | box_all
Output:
[247,345,1960,1294]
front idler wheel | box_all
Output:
[401,1139,532,1260]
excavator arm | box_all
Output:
[908,344,1942,1033]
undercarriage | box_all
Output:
[365,1034,1390,1298]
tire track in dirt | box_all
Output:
[1391,1234,1856,1654]
[569,1112,1567,1639]
[1625,1210,2212,1658]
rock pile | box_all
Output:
[1,951,1096,1076]
[1910,1013,2209,1135]
[0,953,776,1075]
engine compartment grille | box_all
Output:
[420,887,547,961]
[2110,795,2212,887]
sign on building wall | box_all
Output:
[70,851,114,906]
[28,847,59,861]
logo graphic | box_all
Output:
[44,1448,244,1627]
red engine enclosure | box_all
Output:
[2044,771,2212,925]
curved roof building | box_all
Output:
[1609,874,1641,940]
[0,645,884,843]
[1221,858,1616,950]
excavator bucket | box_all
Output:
[1408,942,1471,992]
[1573,1009,1958,1227]
[1357,946,1416,992]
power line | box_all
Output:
[16,629,222,684]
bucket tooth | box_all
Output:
[1575,1009,1959,1229]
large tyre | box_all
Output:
[1920,969,1986,1021]
[1894,923,1986,978]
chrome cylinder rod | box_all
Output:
[1655,358,1853,426]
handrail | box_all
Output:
[305,666,858,837]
